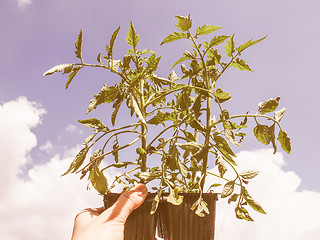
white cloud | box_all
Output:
[39,140,53,154]
[1,97,320,240]
[17,0,32,8]
[65,123,84,135]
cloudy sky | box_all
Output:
[1,0,320,239]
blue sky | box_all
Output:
[1,0,320,239]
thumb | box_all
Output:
[99,184,148,224]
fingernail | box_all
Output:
[132,184,148,196]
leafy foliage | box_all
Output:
[44,15,291,221]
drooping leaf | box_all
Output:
[245,197,266,214]
[224,34,235,57]
[177,159,189,178]
[150,189,162,214]
[78,118,107,130]
[235,207,254,221]
[111,100,122,126]
[221,180,235,198]
[62,145,89,176]
[236,35,267,53]
[147,111,171,125]
[43,64,74,76]
[277,130,291,154]
[231,58,253,72]
[189,118,205,131]
[258,97,280,114]
[167,186,184,205]
[161,32,188,45]
[106,26,121,59]
[126,21,140,48]
[90,166,108,194]
[274,108,286,122]
[228,193,239,204]
[269,123,277,154]
[128,96,146,125]
[74,29,83,62]
[254,124,271,145]
[240,170,259,179]
[112,140,119,163]
[175,14,192,31]
[66,66,82,89]
[196,25,221,36]
[97,53,102,64]
[213,134,237,157]
[176,142,200,152]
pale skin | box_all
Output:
[71,184,148,240]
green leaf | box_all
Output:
[66,66,82,89]
[171,55,192,69]
[224,34,235,57]
[106,26,121,58]
[196,25,221,36]
[126,21,140,48]
[175,14,192,31]
[254,124,271,145]
[87,85,118,114]
[74,29,83,62]
[161,32,188,45]
[78,118,107,130]
[277,130,291,154]
[90,166,108,194]
[62,146,89,176]
[209,35,230,48]
[128,96,146,125]
[240,170,259,179]
[231,58,253,72]
[236,35,267,53]
[213,134,237,157]
[258,97,280,114]
[221,180,235,198]
[43,64,74,76]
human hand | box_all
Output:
[71,184,148,240]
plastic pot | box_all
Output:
[157,193,218,240]
[103,193,157,240]
[104,192,218,240]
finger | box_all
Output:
[99,184,148,223]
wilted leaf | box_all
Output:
[258,97,280,114]
[43,64,74,76]
[62,146,89,176]
[161,32,188,45]
[90,166,108,194]
[189,118,205,131]
[167,186,184,205]
[176,142,200,152]
[228,193,239,204]
[245,197,266,214]
[240,170,259,179]
[277,130,291,154]
[196,25,221,36]
[221,180,235,198]
[213,88,232,103]
[151,189,162,214]
[274,108,286,122]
